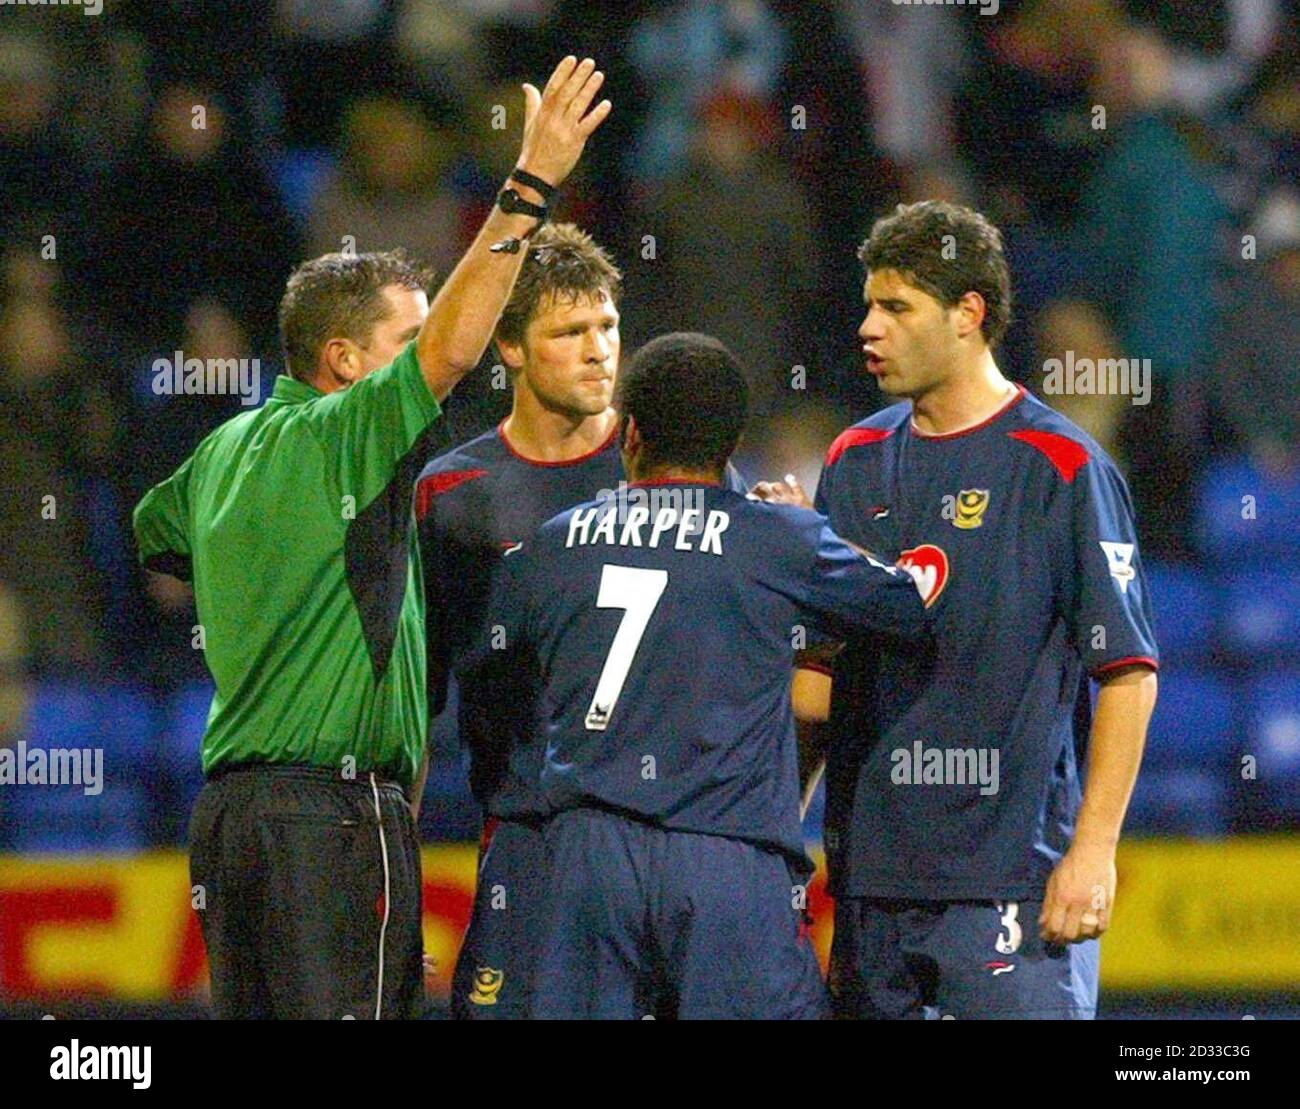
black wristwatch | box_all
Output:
[497,186,548,223]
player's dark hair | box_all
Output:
[278,249,435,381]
[858,200,1012,347]
[615,332,749,475]
[496,221,623,353]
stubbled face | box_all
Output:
[350,285,428,381]
[857,268,962,400]
[508,289,620,418]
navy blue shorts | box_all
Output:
[533,808,828,1020]
[830,896,1099,1019]
[451,817,547,1020]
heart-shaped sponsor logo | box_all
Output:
[897,543,950,608]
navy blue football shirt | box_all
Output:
[415,420,746,820]
[471,482,930,866]
[813,385,1159,901]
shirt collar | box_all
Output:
[268,374,323,405]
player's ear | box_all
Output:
[954,291,986,341]
[622,414,641,454]
[620,415,644,476]
[496,334,526,373]
[319,336,361,385]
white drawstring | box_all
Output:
[370,773,391,1020]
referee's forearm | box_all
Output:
[415,182,547,401]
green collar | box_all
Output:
[269,374,324,405]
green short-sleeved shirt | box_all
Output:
[133,342,446,787]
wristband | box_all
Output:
[509,166,557,201]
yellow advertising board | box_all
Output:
[1104,837,1300,989]
[1,838,1297,1003]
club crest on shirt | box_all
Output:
[469,966,505,1005]
[897,544,950,608]
[952,489,990,530]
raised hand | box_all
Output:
[517,56,611,189]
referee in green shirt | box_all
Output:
[132,57,611,1019]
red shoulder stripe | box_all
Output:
[1092,655,1159,677]
[825,427,894,467]
[415,468,488,520]
[796,661,835,678]
[1006,429,1091,483]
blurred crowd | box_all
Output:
[1,0,1298,736]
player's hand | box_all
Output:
[1039,840,1116,944]
[517,56,611,189]
[750,473,813,510]
[422,953,439,995]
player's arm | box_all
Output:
[414,57,610,401]
[1041,451,1160,945]
[792,662,833,819]
[754,476,891,566]
[312,60,610,506]
[1040,665,1156,944]
[799,519,930,641]
[133,454,194,581]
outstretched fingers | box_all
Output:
[558,57,596,108]
[542,55,577,101]
[567,68,605,123]
[577,95,613,138]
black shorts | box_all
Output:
[189,765,425,1019]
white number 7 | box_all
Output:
[585,564,668,731]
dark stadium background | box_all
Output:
[1,0,1298,1018]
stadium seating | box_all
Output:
[1237,672,1300,826]
[7,785,149,853]
[1143,560,1217,664]
[160,682,213,813]
[25,683,155,764]
[1218,569,1300,658]
[7,683,157,852]
[1126,766,1230,838]
[1140,670,1236,769]
[1127,670,1236,836]
[1196,456,1300,565]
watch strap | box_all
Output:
[497,187,548,222]
[510,166,557,201]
